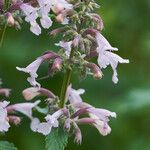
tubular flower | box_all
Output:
[31,109,64,135]
[0,101,10,132]
[96,32,129,83]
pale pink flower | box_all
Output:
[55,41,72,58]
[0,101,10,132]
[16,57,43,87]
[22,87,55,101]
[7,100,41,119]
[96,32,129,83]
[50,0,73,14]
[21,4,38,23]
[38,0,53,29]
[0,88,11,97]
[30,21,41,35]
[67,84,85,104]
[21,4,41,35]
[31,109,63,135]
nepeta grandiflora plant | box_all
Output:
[0,0,129,149]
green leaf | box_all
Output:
[0,141,18,150]
[45,128,69,150]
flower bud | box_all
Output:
[6,13,15,26]
[22,87,56,101]
[56,14,65,23]
[0,88,11,97]
[8,116,21,125]
[85,63,103,79]
[52,4,65,14]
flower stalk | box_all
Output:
[59,48,75,108]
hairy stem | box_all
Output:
[59,49,75,108]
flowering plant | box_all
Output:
[0,0,129,149]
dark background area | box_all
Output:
[0,0,150,149]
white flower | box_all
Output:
[50,0,73,14]
[16,57,43,87]
[10,100,40,119]
[0,101,10,132]
[38,0,53,29]
[96,32,129,83]
[88,108,116,136]
[55,41,72,58]
[30,21,41,35]
[21,4,41,35]
[40,15,52,29]
[67,84,85,104]
[21,4,38,23]
[31,110,63,135]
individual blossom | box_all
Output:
[16,51,58,87]
[37,0,53,29]
[0,101,10,132]
[55,41,72,58]
[20,3,41,35]
[31,109,64,135]
[67,84,85,104]
[0,88,11,97]
[22,87,56,101]
[96,32,129,83]
[7,100,41,119]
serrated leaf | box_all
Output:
[0,141,18,150]
[45,128,69,150]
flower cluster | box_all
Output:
[23,85,116,144]
[20,0,73,35]
[1,0,129,148]
[0,79,41,132]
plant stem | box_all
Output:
[59,49,75,108]
[0,24,7,48]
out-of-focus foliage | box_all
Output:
[0,0,150,150]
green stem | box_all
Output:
[59,49,75,108]
[0,24,7,48]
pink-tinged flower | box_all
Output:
[30,21,42,35]
[21,4,38,23]
[73,122,82,144]
[16,52,59,87]
[67,84,85,104]
[40,15,52,29]
[21,4,41,35]
[0,88,11,97]
[89,114,112,136]
[22,87,56,101]
[0,101,10,132]
[96,32,129,83]
[50,0,73,14]
[55,41,72,58]
[16,57,43,87]
[31,109,64,135]
[7,100,40,119]
[38,0,53,29]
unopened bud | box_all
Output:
[56,14,64,23]
[0,88,11,97]
[48,57,62,75]
[7,13,15,26]
[52,4,65,14]
[49,28,65,36]
[9,116,21,125]
[22,87,56,101]
[85,63,103,79]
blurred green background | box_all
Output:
[0,0,150,149]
